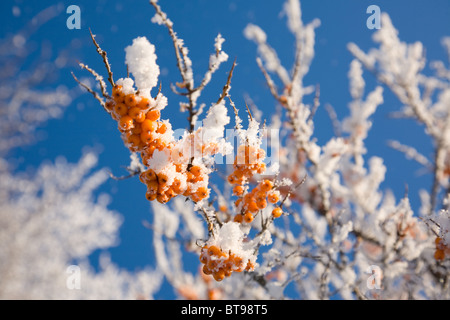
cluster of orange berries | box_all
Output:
[139,165,209,204]
[106,84,210,204]
[227,145,266,186]
[233,180,283,223]
[434,237,450,262]
[105,84,167,154]
[226,144,283,223]
[199,245,255,282]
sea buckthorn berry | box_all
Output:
[128,107,145,122]
[196,186,209,199]
[234,214,243,223]
[140,169,157,183]
[105,99,115,111]
[254,191,266,203]
[260,180,273,192]
[267,191,280,204]
[233,185,244,196]
[172,179,182,194]
[256,199,267,210]
[245,261,255,271]
[145,191,157,201]
[141,119,157,132]
[202,265,212,275]
[244,212,254,223]
[146,109,161,121]
[112,85,123,100]
[127,134,141,149]
[200,250,209,264]
[246,201,259,213]
[156,122,167,134]
[157,193,170,204]
[165,187,176,199]
[207,245,221,257]
[125,94,138,107]
[190,166,202,177]
[272,207,283,218]
[137,97,151,110]
[158,173,169,185]
[257,163,266,174]
[131,125,142,135]
[213,269,225,282]
[114,103,128,117]
[207,259,219,271]
[227,175,237,184]
[140,130,154,145]
[434,249,445,261]
[147,180,159,193]
[118,115,134,131]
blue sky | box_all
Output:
[2,0,449,298]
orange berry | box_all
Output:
[156,122,167,134]
[157,193,170,204]
[171,179,182,194]
[219,205,227,212]
[257,163,266,174]
[196,186,209,199]
[272,207,283,218]
[112,85,123,101]
[105,99,115,111]
[118,115,134,131]
[114,103,128,117]
[207,245,221,257]
[141,119,157,132]
[189,165,202,177]
[202,265,212,275]
[256,199,267,210]
[200,250,209,264]
[267,191,280,204]
[125,94,138,107]
[158,173,169,186]
[246,201,259,213]
[244,212,254,223]
[207,259,219,272]
[145,190,157,201]
[233,185,244,196]
[140,169,157,183]
[245,261,255,271]
[128,107,146,122]
[146,109,161,121]
[137,97,151,109]
[254,191,266,203]
[131,124,142,135]
[227,175,237,184]
[234,214,243,223]
[147,180,159,193]
[213,269,225,282]
[434,249,445,261]
[127,134,141,150]
[140,130,154,144]
[260,180,273,192]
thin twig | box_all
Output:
[89,28,114,87]
[71,72,106,109]
[216,58,237,105]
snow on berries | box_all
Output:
[199,222,256,281]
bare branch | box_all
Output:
[89,28,114,87]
